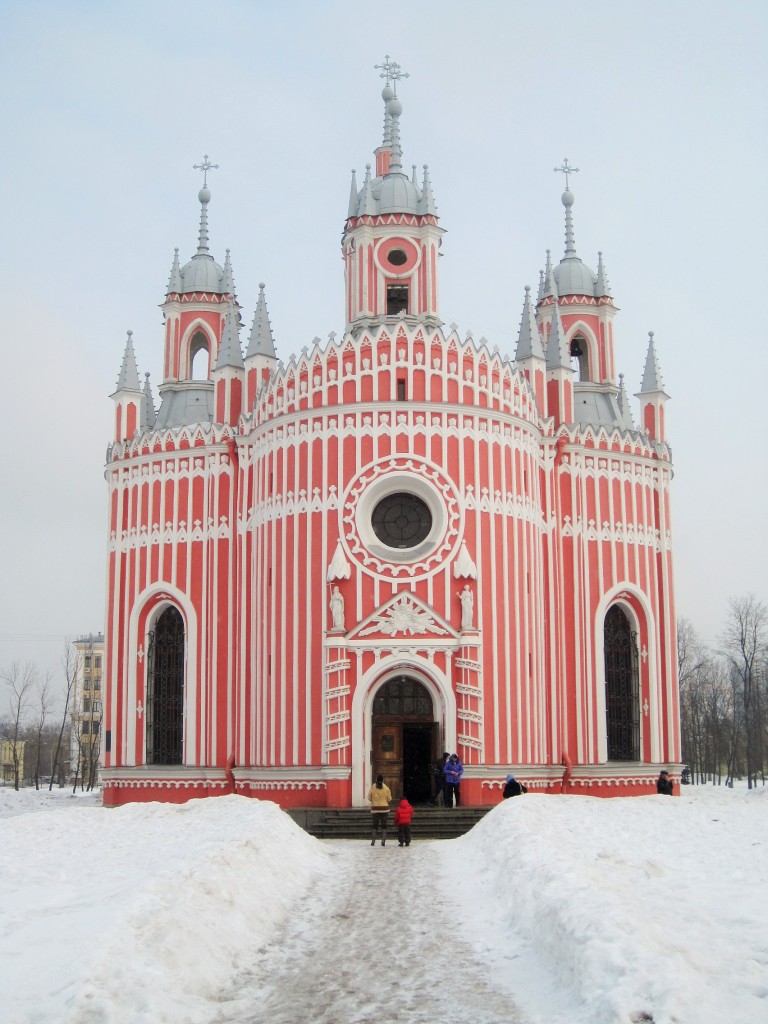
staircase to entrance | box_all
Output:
[288,805,493,840]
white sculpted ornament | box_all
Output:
[458,585,474,630]
[329,586,345,631]
[359,594,449,637]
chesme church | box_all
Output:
[101,60,680,809]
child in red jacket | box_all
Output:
[394,797,414,847]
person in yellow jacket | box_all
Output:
[368,774,392,846]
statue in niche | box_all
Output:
[329,586,345,631]
[458,585,474,631]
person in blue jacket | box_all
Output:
[443,753,464,807]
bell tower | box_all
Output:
[342,58,443,334]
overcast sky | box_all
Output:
[1,0,766,694]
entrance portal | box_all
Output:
[371,676,438,802]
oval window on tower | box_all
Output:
[387,248,408,267]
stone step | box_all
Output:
[288,805,493,840]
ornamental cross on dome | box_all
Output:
[193,154,219,187]
[554,157,579,189]
[375,55,409,92]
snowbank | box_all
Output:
[446,786,768,1024]
[1,785,766,1023]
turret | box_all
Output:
[245,283,278,405]
[636,331,670,442]
[156,156,236,429]
[213,299,244,426]
[545,284,574,425]
[514,285,546,410]
[111,330,144,442]
[342,58,444,333]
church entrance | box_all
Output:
[371,676,438,803]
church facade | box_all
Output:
[102,65,679,808]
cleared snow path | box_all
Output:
[210,840,524,1024]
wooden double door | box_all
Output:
[370,676,441,802]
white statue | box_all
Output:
[458,585,474,630]
[329,586,345,631]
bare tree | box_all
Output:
[721,594,768,789]
[50,640,77,792]
[31,672,54,789]
[1,661,36,790]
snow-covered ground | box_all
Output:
[1,785,766,1024]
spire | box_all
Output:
[595,250,612,298]
[374,55,409,176]
[540,249,554,300]
[141,372,156,430]
[223,249,236,295]
[358,164,376,215]
[387,93,404,174]
[545,289,571,371]
[375,56,409,156]
[115,330,141,392]
[419,164,437,215]
[515,286,545,361]
[639,331,668,395]
[192,154,219,256]
[554,158,580,258]
[347,169,359,218]
[561,189,578,257]
[616,373,635,429]
[246,283,276,360]
[215,299,244,370]
[167,248,182,294]
[195,186,211,255]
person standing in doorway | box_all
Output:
[368,774,392,845]
[431,752,449,805]
[443,753,464,808]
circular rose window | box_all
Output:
[372,492,432,548]
[341,456,462,581]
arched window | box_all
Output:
[146,606,184,765]
[189,331,210,380]
[604,605,640,760]
[570,334,590,381]
[373,676,433,716]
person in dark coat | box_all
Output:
[656,769,674,795]
[431,752,450,805]
[502,774,527,798]
[443,753,464,807]
[393,796,414,846]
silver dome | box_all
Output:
[554,257,597,298]
[372,173,421,214]
[179,254,225,294]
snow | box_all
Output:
[1,786,766,1024]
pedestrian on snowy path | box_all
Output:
[393,796,414,846]
[443,753,463,808]
[368,774,392,845]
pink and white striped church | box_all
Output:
[102,61,680,809]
